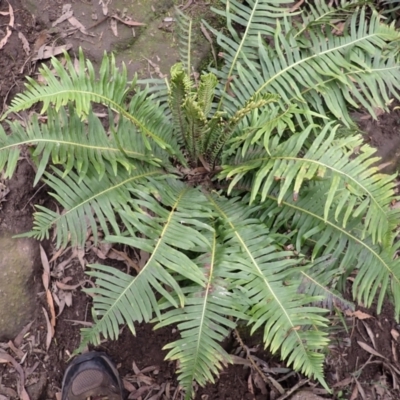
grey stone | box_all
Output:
[0,232,39,341]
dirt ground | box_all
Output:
[2,0,400,399]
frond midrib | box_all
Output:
[0,138,146,158]
[207,194,307,353]
[239,154,388,219]
[266,193,400,288]
[255,32,381,96]
[91,186,190,330]
[8,89,171,151]
[41,170,160,233]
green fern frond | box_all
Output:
[155,230,246,399]
[169,63,192,150]
[3,49,174,153]
[205,93,279,164]
[175,7,193,75]
[205,3,400,124]
[18,165,160,248]
[259,183,400,317]
[208,194,330,388]
[197,73,218,117]
[222,122,397,244]
[79,182,211,349]
[1,106,165,186]
[298,257,355,312]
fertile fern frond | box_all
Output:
[259,183,400,317]
[19,165,160,248]
[3,50,174,153]
[222,122,397,244]
[175,7,193,75]
[205,2,400,124]
[155,231,247,399]
[79,182,211,349]
[208,194,330,388]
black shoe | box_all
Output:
[61,352,123,400]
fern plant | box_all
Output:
[2,0,400,397]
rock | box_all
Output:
[0,231,39,341]
[26,372,48,400]
[290,390,331,400]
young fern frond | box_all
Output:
[78,182,211,349]
[222,123,397,244]
[205,93,279,164]
[208,194,330,388]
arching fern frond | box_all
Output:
[0,106,166,186]
[3,49,174,153]
[208,194,330,388]
[78,182,211,349]
[222,123,397,244]
[258,184,400,317]
[204,2,400,124]
[155,230,247,399]
[18,165,161,248]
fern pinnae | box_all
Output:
[208,194,330,387]
[155,229,243,399]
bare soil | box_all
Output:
[1,1,400,399]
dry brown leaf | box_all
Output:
[111,15,146,27]
[391,329,400,341]
[0,11,9,15]
[253,372,267,395]
[18,32,30,55]
[72,247,86,268]
[46,289,56,329]
[68,16,88,34]
[56,280,85,290]
[109,249,140,273]
[332,21,345,36]
[40,245,50,288]
[357,341,387,360]
[110,18,118,37]
[123,379,136,392]
[0,2,14,50]
[332,377,353,388]
[32,44,73,61]
[290,0,305,12]
[350,384,358,400]
[42,307,54,351]
[247,374,255,395]
[348,310,373,320]
[64,291,73,307]
[99,0,110,15]
[65,319,93,326]
[362,321,377,349]
[13,321,33,348]
[0,351,30,400]
[392,340,398,362]
[355,379,367,400]
[7,340,24,359]
[200,23,217,67]
[52,10,73,27]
